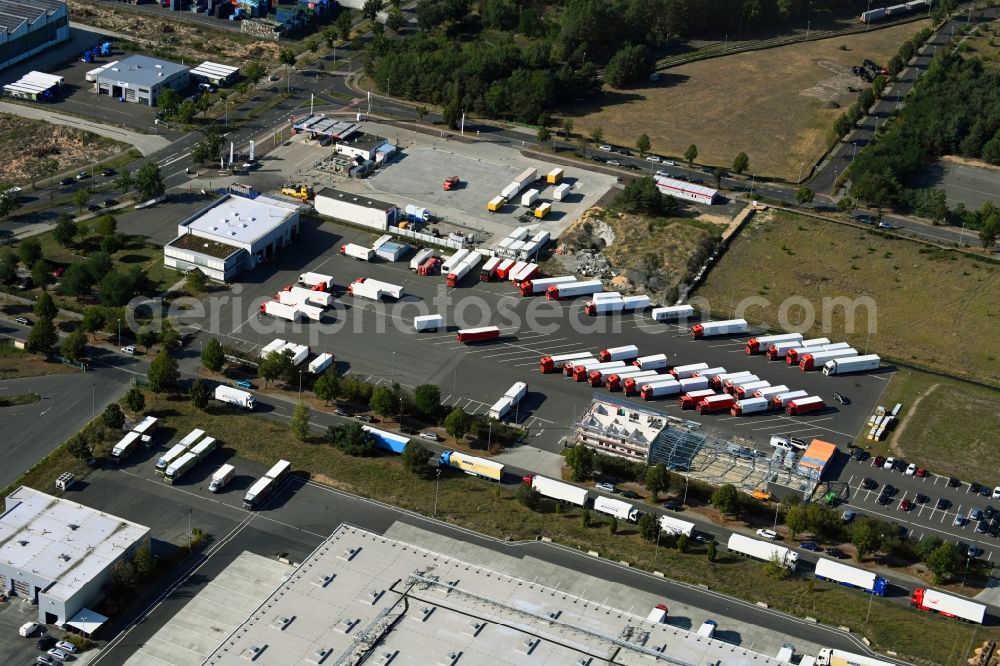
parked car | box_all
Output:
[976,521,989,534]
[915,467,927,477]
[883,457,896,470]
[851,448,867,461]
[936,498,951,510]
[861,477,877,490]
[661,500,683,511]
[607,160,621,166]
[595,482,617,493]
[15,316,30,325]
[46,648,69,662]
[948,477,961,487]
[876,492,892,506]
[841,510,856,523]
[235,380,253,390]
[970,482,982,494]
[905,463,917,476]
[646,155,661,163]
[36,635,55,650]
[36,657,56,666]
[993,486,1000,500]
[59,177,74,186]
[691,532,714,544]
[954,513,966,526]
[969,508,982,521]
[979,485,991,497]
[871,455,886,468]
[620,490,640,499]
[833,392,850,405]
[121,345,136,355]
[54,640,77,654]
[898,498,913,512]
[984,506,996,521]
[755,528,778,540]
[915,493,928,504]
[333,408,349,416]
[355,414,373,423]
[419,432,441,442]
[74,171,88,180]
[826,547,846,559]
[87,203,100,212]
[100,168,115,177]
[799,542,820,551]
[598,144,612,152]
[102,198,117,208]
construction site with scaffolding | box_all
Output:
[203,525,802,666]
[574,395,823,500]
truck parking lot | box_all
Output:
[177,213,891,457]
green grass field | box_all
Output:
[9,390,994,665]
[867,368,1000,487]
[695,210,1000,385]
[0,340,75,380]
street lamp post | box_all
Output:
[866,0,872,30]
[852,142,858,162]
[390,351,396,384]
[298,370,303,396]
[117,319,121,348]
[433,468,441,517]
[773,502,780,530]
[654,527,661,559]
[92,383,96,420]
[682,475,690,507]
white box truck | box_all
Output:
[261,338,287,358]
[308,352,334,374]
[209,464,235,493]
[659,515,695,537]
[259,301,303,322]
[414,314,444,332]
[593,496,639,522]
[215,385,255,410]
[822,354,881,375]
[529,475,588,507]
[341,243,375,261]
[651,304,695,320]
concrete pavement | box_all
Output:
[0,102,171,156]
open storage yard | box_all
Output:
[0,113,128,184]
[872,369,1000,487]
[695,210,1000,385]
[569,20,930,180]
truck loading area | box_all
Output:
[184,216,891,461]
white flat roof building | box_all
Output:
[203,525,795,666]
[654,176,719,205]
[0,486,150,627]
[0,0,70,72]
[94,54,190,106]
[165,194,301,282]
[190,61,240,86]
[575,395,671,462]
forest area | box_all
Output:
[364,0,869,125]
[848,51,1000,246]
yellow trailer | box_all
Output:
[546,168,563,184]
[487,196,507,212]
[534,202,551,218]
[439,450,504,481]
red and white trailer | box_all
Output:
[259,300,304,322]
[446,253,483,287]
[456,326,500,343]
[588,366,632,386]
[678,376,709,393]
[735,380,770,399]
[692,366,727,381]
[910,588,985,624]
[297,272,333,291]
[640,379,683,400]
[417,257,442,276]
[584,295,649,315]
[710,370,752,390]
[799,348,858,371]
[766,337,830,360]
[731,397,770,415]
[510,262,539,283]
[519,276,576,296]
[480,255,501,281]
[679,388,715,409]
[495,258,517,280]
[785,396,825,415]
[754,384,789,400]
[696,394,735,414]
[341,243,375,261]
[410,248,441,271]
[563,357,597,376]
[606,369,659,392]
[745,332,802,354]
[723,374,759,394]
[573,360,626,382]
[598,345,639,363]
[691,318,747,338]
[785,342,850,365]
[651,304,695,321]
[770,390,808,409]
[633,354,668,371]
[539,351,592,373]
[670,362,709,379]
[546,279,603,300]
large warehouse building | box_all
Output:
[0,0,69,72]
[93,54,189,106]
[654,176,719,205]
[164,194,301,282]
[314,187,399,231]
[0,486,149,629]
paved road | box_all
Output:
[73,464,896,666]
[811,6,1000,198]
[0,102,170,156]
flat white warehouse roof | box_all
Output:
[204,525,791,666]
[0,487,149,603]
[183,195,300,246]
[655,176,718,199]
[191,61,239,78]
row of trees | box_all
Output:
[850,50,1000,213]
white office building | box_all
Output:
[0,486,150,630]
[164,194,301,282]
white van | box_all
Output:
[19,621,40,637]
[776,643,795,662]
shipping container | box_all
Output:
[111,431,142,464]
[363,426,410,454]
[156,444,188,475]
[723,374,759,394]
[260,338,287,358]
[441,249,471,273]
[520,189,540,207]
[414,314,444,332]
[606,369,660,392]
[509,262,539,284]
[495,258,517,280]
[298,272,333,288]
[692,366,727,380]
[308,352,334,374]
[754,385,789,400]
[546,167,563,184]
[553,183,571,201]
[573,360,626,382]
[671,362,710,379]
[678,376,710,393]
[340,243,375,261]
[504,381,528,403]
[488,396,515,420]
[487,195,507,212]
[709,370,753,390]
[770,390,809,409]
[562,357,597,376]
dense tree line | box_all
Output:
[850,53,1000,211]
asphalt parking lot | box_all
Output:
[0,598,62,666]
[173,215,889,456]
[916,160,1000,211]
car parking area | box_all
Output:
[175,214,888,456]
[0,597,69,666]
[836,456,1000,562]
